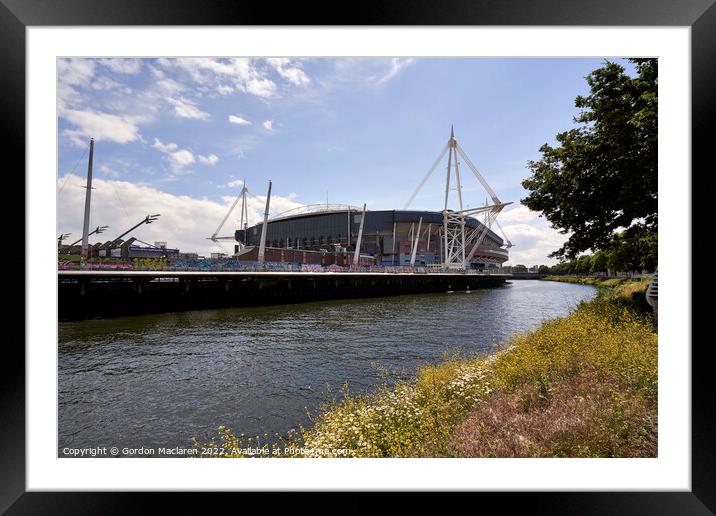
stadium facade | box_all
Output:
[235,205,508,269]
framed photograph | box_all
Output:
[6,0,713,511]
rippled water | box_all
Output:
[58,279,596,455]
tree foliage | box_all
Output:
[521,59,657,260]
[590,251,608,274]
[538,226,658,275]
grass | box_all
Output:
[197,277,657,458]
[542,275,649,289]
[452,367,656,457]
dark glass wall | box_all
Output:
[236,210,504,255]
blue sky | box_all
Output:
[57,57,635,263]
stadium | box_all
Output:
[233,204,509,270]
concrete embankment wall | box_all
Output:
[58,271,509,320]
[508,272,543,280]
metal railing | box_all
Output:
[59,258,510,275]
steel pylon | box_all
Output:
[404,126,512,269]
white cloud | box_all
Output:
[228,115,252,125]
[217,84,234,95]
[151,139,177,153]
[58,59,157,141]
[165,57,249,84]
[57,174,303,255]
[97,164,120,178]
[167,151,194,169]
[158,57,279,99]
[497,205,569,266]
[499,205,545,225]
[99,58,142,74]
[167,97,210,120]
[152,138,218,170]
[321,58,415,92]
[262,120,273,131]
[245,77,277,98]
[375,58,414,84]
[90,76,121,91]
[267,58,310,86]
[57,58,96,110]
[226,179,244,188]
[62,108,142,146]
[58,58,95,86]
[152,138,195,170]
[157,77,185,94]
[198,154,219,166]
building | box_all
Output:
[96,238,179,259]
[235,206,508,268]
[60,238,179,260]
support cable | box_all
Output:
[495,219,514,248]
[212,185,247,239]
[456,143,500,204]
[403,143,449,210]
[57,146,89,197]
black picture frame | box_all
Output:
[4,0,713,512]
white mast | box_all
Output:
[80,138,95,261]
[391,221,396,266]
[410,216,423,266]
[209,180,249,252]
[404,126,511,269]
[352,203,367,267]
[239,179,248,244]
[257,180,272,264]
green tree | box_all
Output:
[574,255,592,274]
[605,232,640,272]
[512,264,528,272]
[538,265,551,274]
[590,250,608,274]
[635,229,658,271]
[604,226,657,273]
[521,59,657,260]
[550,261,572,275]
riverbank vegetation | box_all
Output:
[200,277,656,458]
[535,234,657,276]
[542,276,653,312]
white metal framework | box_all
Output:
[257,180,272,264]
[404,126,512,269]
[352,203,367,266]
[410,216,423,266]
[209,180,249,252]
[80,138,95,260]
[494,219,514,249]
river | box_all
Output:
[58,279,596,456]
